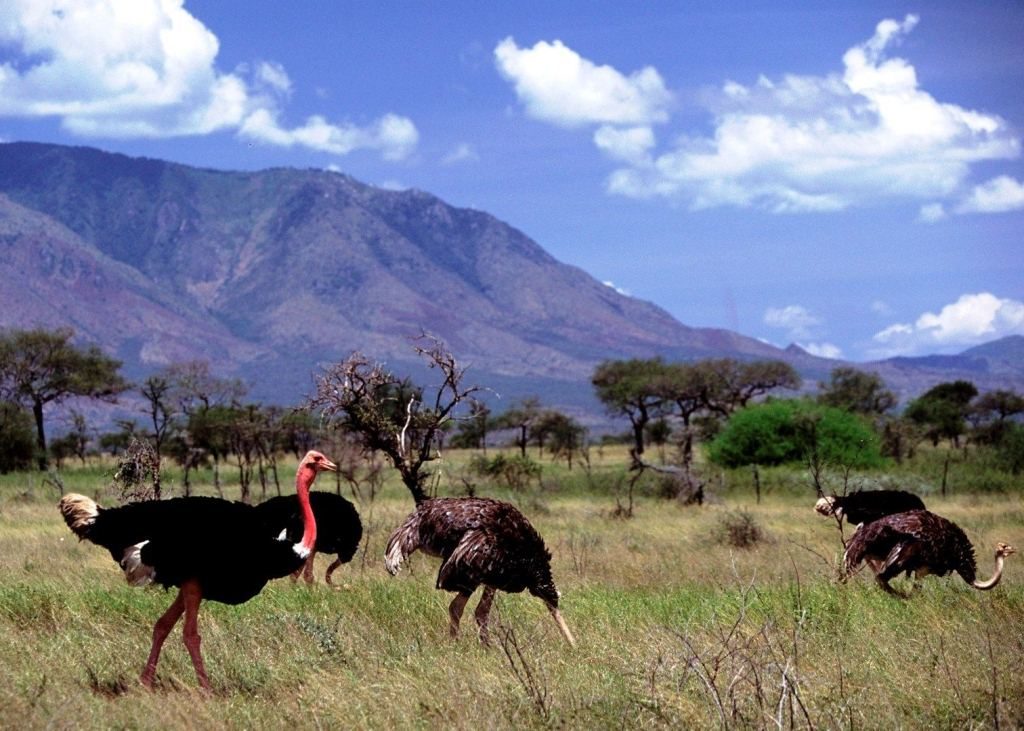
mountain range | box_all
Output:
[1,141,1021,422]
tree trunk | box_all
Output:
[32,398,47,471]
[752,464,761,505]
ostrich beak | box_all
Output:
[547,605,576,647]
[321,457,338,472]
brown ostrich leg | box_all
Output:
[448,592,471,637]
[474,586,497,644]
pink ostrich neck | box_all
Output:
[295,464,318,554]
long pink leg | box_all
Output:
[474,587,497,645]
[140,589,185,688]
[448,593,470,638]
[180,580,210,691]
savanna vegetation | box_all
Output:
[0,327,1022,729]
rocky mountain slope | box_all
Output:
[0,141,1019,414]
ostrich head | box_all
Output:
[814,496,840,518]
[300,450,338,474]
[996,542,1017,559]
[528,561,576,646]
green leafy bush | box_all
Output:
[707,398,884,469]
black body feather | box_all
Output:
[69,496,306,604]
[254,491,362,580]
[821,489,925,525]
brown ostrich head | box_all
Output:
[996,542,1017,559]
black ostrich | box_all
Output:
[254,491,362,586]
[58,450,337,690]
[815,489,925,526]
[844,509,1016,596]
[385,497,575,646]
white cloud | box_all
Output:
[602,280,632,296]
[870,292,1024,356]
[441,143,479,165]
[494,37,671,128]
[918,202,947,223]
[870,300,894,316]
[799,342,843,359]
[593,125,655,165]
[955,176,1024,214]
[0,0,417,159]
[497,17,1021,214]
[763,304,821,340]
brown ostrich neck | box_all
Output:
[295,464,318,554]
[971,552,1007,591]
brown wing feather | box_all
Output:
[844,509,977,581]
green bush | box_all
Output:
[707,398,884,469]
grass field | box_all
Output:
[0,451,1022,729]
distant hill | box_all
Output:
[0,141,1020,421]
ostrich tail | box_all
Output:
[58,493,99,539]
[384,537,406,576]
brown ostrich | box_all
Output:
[385,497,575,646]
[844,509,1015,597]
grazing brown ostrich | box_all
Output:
[385,497,575,646]
[58,451,336,690]
[815,489,926,526]
[844,509,1015,597]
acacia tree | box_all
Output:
[817,367,896,415]
[0,327,127,469]
[307,336,481,503]
[592,358,667,460]
[495,396,542,457]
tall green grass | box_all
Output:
[0,454,1022,728]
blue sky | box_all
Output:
[1,1,1022,362]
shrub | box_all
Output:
[707,399,884,469]
[714,509,764,548]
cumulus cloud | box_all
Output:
[441,143,479,165]
[955,176,1024,214]
[918,202,947,223]
[496,17,1020,214]
[800,342,843,359]
[870,292,1024,356]
[0,0,417,159]
[494,37,671,128]
[763,304,821,340]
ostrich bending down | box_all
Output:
[255,491,362,586]
[58,450,337,690]
[385,497,575,646]
[844,509,1015,597]
[815,489,925,527]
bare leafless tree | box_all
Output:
[306,335,481,503]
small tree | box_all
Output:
[307,336,480,503]
[592,358,667,460]
[905,380,978,448]
[0,327,128,469]
[817,367,896,415]
[494,397,542,458]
